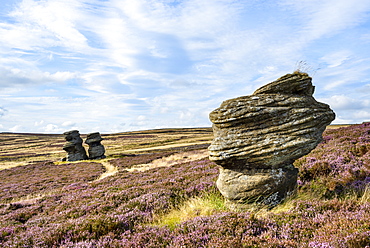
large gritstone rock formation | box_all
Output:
[85,132,106,159]
[63,130,88,161]
[208,72,335,208]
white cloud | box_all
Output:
[281,0,370,41]
[0,22,54,50]
[320,51,352,68]
[318,95,370,124]
[332,117,353,125]
[10,0,89,51]
[0,106,7,117]
[314,57,370,92]
[137,115,146,121]
[49,71,77,81]
[0,66,76,88]
[62,121,76,127]
[34,120,44,126]
[0,0,370,133]
[320,95,366,110]
[354,111,370,120]
[9,125,23,133]
[43,124,60,133]
[0,94,147,133]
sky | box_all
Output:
[1,0,370,134]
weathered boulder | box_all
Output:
[63,130,88,161]
[85,132,106,159]
[209,72,335,208]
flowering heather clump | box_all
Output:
[295,122,370,198]
[0,161,105,202]
[268,199,370,247]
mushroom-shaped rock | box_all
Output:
[63,130,88,161]
[85,132,106,159]
[208,72,335,208]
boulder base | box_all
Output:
[217,166,298,207]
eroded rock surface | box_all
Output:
[209,72,335,208]
[85,132,106,159]
[63,130,88,161]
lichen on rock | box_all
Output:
[208,72,335,208]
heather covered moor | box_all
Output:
[0,124,369,247]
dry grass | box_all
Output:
[122,141,210,153]
[126,150,209,172]
[0,162,26,170]
[360,185,370,203]
[102,128,213,155]
[326,124,352,129]
[154,191,227,229]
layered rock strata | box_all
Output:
[63,130,88,161]
[208,72,335,207]
[85,132,106,159]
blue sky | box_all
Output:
[1,0,370,134]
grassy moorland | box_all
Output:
[0,124,369,247]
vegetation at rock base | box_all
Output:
[0,124,369,247]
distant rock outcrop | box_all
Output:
[208,72,335,208]
[63,130,88,161]
[85,132,106,159]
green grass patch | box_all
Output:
[154,191,228,230]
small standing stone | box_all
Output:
[63,130,88,161]
[85,132,106,159]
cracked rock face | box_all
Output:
[63,130,88,161]
[85,132,106,159]
[208,72,335,208]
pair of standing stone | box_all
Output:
[62,130,106,161]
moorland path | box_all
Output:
[94,145,209,180]
[6,148,209,205]
[93,161,119,181]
